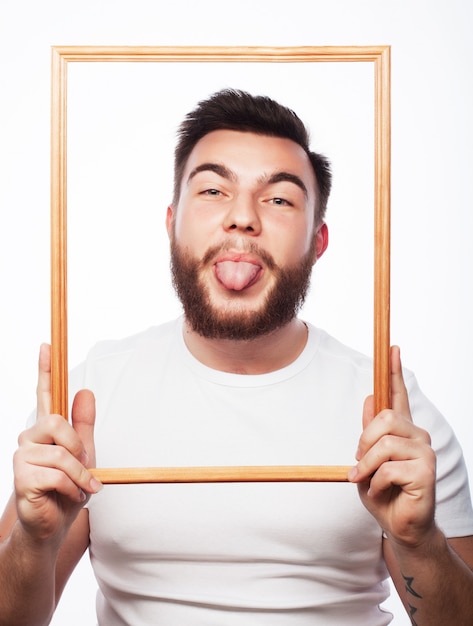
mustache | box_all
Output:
[201,239,277,271]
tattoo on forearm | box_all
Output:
[402,573,422,626]
[402,574,422,599]
[407,602,418,626]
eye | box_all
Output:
[199,188,224,198]
[269,197,292,207]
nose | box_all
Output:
[222,195,262,235]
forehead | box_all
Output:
[182,130,317,194]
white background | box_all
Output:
[0,1,472,624]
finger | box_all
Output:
[16,469,88,505]
[353,430,430,482]
[362,394,375,430]
[365,454,436,499]
[390,345,411,420]
[19,413,90,474]
[36,344,52,419]
[358,346,411,454]
[355,395,375,461]
[15,422,102,500]
[15,449,96,503]
[71,389,98,473]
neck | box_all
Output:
[182,318,308,374]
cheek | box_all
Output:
[269,224,314,265]
[175,211,227,256]
[173,226,216,265]
[172,210,199,244]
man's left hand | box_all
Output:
[349,346,438,548]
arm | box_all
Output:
[0,345,101,626]
[0,503,91,626]
[349,346,473,625]
[0,499,58,625]
[384,534,473,625]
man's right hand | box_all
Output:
[12,344,102,543]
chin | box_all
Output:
[187,301,297,341]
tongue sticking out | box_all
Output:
[215,261,261,291]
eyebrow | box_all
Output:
[187,162,237,184]
[187,163,308,198]
[261,171,308,198]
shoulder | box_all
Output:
[306,323,374,382]
[313,325,373,368]
[86,318,181,362]
[68,318,182,398]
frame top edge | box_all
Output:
[51,44,391,60]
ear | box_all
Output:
[165,205,174,238]
[312,222,329,264]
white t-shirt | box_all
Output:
[71,318,473,625]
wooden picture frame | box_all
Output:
[50,45,391,483]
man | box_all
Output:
[1,89,472,625]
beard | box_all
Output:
[170,237,315,340]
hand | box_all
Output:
[348,346,437,548]
[13,344,102,543]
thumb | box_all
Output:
[36,343,52,418]
[71,389,96,468]
[362,393,375,430]
[390,345,411,420]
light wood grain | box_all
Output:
[50,46,390,484]
[90,465,353,484]
[373,45,391,414]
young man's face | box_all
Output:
[167,130,328,339]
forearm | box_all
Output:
[389,528,473,626]
[0,521,59,626]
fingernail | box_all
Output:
[348,466,358,481]
[355,447,361,461]
[90,477,103,493]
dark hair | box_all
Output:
[173,89,332,223]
